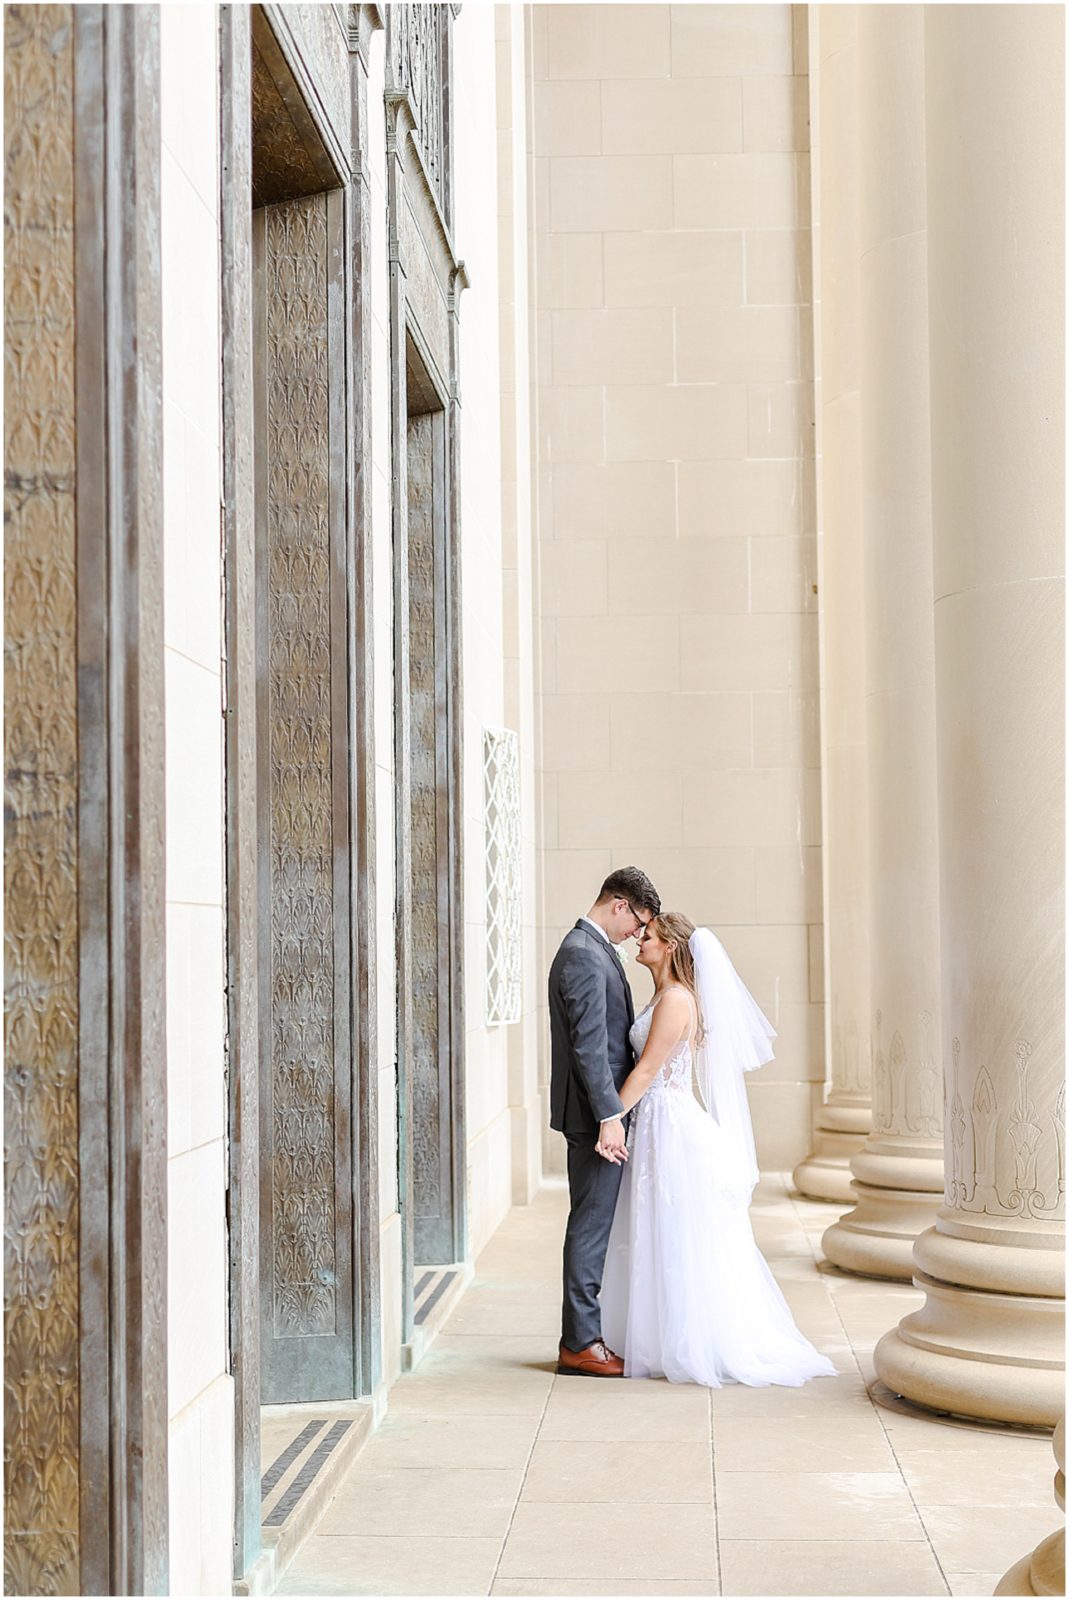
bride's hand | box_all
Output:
[595,1119,628,1164]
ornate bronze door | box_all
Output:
[252,186,355,1403]
[245,8,357,1404]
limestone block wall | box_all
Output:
[531,2,822,1169]
[159,4,233,1592]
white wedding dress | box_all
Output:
[600,993,837,1388]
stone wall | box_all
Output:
[531,2,822,1169]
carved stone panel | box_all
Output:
[4,9,80,1592]
[257,192,353,1400]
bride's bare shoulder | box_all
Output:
[650,986,691,1027]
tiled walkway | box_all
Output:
[278,1177,1056,1597]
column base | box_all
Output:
[822,1181,942,1280]
[996,1417,1065,1595]
[792,1102,872,1203]
[995,1532,1065,1597]
[821,1137,944,1279]
[874,1263,1064,1427]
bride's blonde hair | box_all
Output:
[649,912,705,1045]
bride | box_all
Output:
[598,912,836,1388]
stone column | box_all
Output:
[875,4,1064,1425]
[793,5,872,1204]
[822,5,943,1277]
[996,1417,1065,1597]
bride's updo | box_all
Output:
[649,912,705,1044]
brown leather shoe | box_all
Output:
[556,1339,625,1377]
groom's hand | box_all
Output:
[596,1117,628,1164]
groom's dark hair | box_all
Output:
[596,866,661,917]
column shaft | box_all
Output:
[822,4,943,1279]
[875,3,1065,1425]
[794,4,872,1205]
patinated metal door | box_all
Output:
[246,7,356,1404]
[252,186,355,1403]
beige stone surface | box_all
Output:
[669,5,794,78]
[743,73,811,152]
[875,2,1065,1424]
[550,154,673,232]
[535,5,824,1175]
[546,4,672,82]
[677,305,803,384]
[746,228,813,305]
[279,1180,1053,1597]
[551,307,675,387]
[601,76,742,155]
[674,152,805,229]
[549,459,677,541]
[677,458,811,538]
[605,382,749,462]
[603,229,743,308]
[607,536,749,616]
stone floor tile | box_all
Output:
[716,1470,925,1541]
[275,1534,501,1596]
[900,1452,1053,1508]
[426,1333,558,1370]
[539,1381,710,1443]
[710,1372,867,1419]
[498,1501,718,1582]
[918,1502,1058,1574]
[386,1370,553,1417]
[874,1404,1049,1451]
[315,1465,524,1539]
[719,1537,949,1595]
[521,1439,712,1502]
[446,1299,564,1336]
[712,1412,898,1473]
[360,1412,538,1471]
[491,1582,719,1596]
[945,1573,1004,1596]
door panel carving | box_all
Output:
[4,8,80,1592]
[256,190,353,1401]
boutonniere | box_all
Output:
[615,943,629,966]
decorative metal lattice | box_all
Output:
[484,728,521,1027]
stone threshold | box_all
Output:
[235,1396,381,1597]
[402,1259,473,1372]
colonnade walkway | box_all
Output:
[279,1177,1054,1598]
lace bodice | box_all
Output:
[629,998,694,1096]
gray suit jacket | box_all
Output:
[548,921,636,1136]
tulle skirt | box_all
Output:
[600,1082,837,1388]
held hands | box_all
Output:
[595,1117,628,1164]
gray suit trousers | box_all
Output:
[561,1133,624,1352]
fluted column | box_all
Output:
[822,6,943,1277]
[996,1417,1065,1596]
[794,5,872,1205]
[875,4,1064,1425]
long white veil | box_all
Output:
[689,928,777,1205]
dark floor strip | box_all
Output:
[414,1268,457,1327]
[263,1420,353,1528]
[260,1419,325,1500]
[414,1269,435,1300]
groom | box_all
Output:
[548,866,661,1376]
